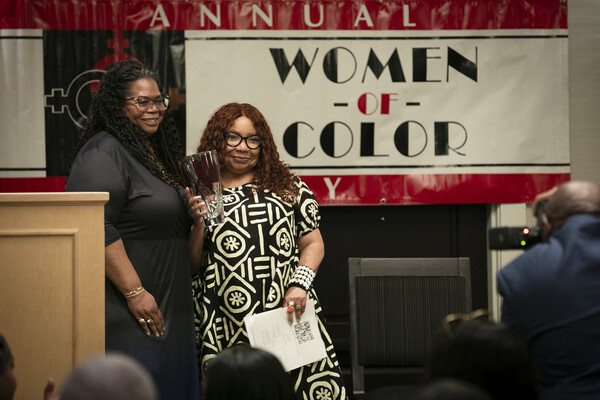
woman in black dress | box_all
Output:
[66,61,199,399]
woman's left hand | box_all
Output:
[283,286,307,323]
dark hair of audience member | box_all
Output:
[0,333,16,400]
[423,318,538,400]
[418,378,493,400]
[202,345,295,400]
[0,335,12,376]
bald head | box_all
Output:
[543,181,600,236]
[60,354,157,400]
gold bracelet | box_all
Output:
[123,286,145,298]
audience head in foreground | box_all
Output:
[201,345,295,400]
[60,353,158,400]
[0,334,16,400]
[418,378,493,400]
[424,312,538,400]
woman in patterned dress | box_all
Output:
[187,103,347,400]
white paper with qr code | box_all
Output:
[244,299,327,371]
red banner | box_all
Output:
[0,177,67,193]
[2,1,567,31]
[0,174,570,205]
[302,173,570,205]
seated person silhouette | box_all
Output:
[418,378,493,400]
[423,311,538,400]
[201,345,296,400]
[0,333,16,400]
[59,353,158,400]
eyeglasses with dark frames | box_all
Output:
[224,131,261,149]
[125,96,170,111]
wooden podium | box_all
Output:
[0,192,108,399]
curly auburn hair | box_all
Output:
[72,60,183,188]
[197,103,299,202]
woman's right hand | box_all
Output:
[185,187,208,227]
[126,290,165,337]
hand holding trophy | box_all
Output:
[180,150,224,227]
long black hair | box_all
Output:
[72,60,183,188]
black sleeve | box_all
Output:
[65,147,128,246]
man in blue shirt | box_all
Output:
[497,180,600,400]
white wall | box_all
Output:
[570,0,600,184]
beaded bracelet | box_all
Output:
[123,286,145,298]
[288,265,315,292]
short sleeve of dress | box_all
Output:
[294,177,321,238]
[65,147,128,246]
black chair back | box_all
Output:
[349,257,472,399]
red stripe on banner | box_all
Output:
[299,173,571,205]
[0,174,570,204]
[1,0,568,30]
[0,177,67,193]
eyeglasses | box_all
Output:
[442,309,491,335]
[125,96,170,111]
[224,131,261,149]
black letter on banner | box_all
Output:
[283,122,315,158]
[413,48,441,82]
[360,123,388,157]
[394,121,427,157]
[321,122,353,158]
[323,47,356,84]
[362,49,405,83]
[269,48,318,84]
[434,122,467,156]
[447,47,478,82]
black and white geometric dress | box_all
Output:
[192,178,347,400]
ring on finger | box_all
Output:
[138,318,145,324]
[146,319,153,324]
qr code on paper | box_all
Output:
[293,320,314,344]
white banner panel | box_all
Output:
[186,30,569,177]
[0,29,45,178]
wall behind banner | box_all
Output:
[569,0,600,186]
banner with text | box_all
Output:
[0,0,569,204]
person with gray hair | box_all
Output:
[59,353,158,400]
[497,180,600,400]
